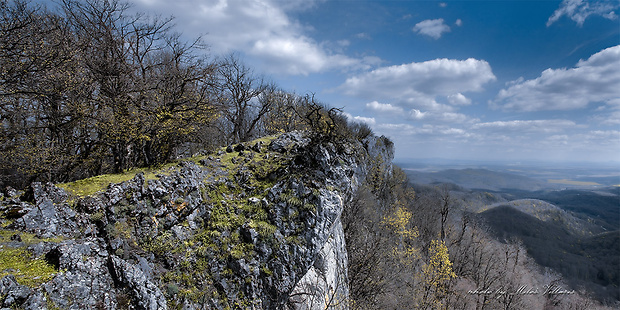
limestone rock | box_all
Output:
[0,131,394,309]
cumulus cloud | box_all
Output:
[131,0,370,75]
[547,0,619,26]
[447,93,472,105]
[412,18,451,39]
[252,36,369,75]
[438,112,476,123]
[455,19,463,26]
[340,58,496,111]
[365,101,404,114]
[344,113,376,125]
[409,109,427,120]
[376,123,416,133]
[493,45,620,111]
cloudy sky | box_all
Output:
[129,0,619,163]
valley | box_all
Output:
[401,160,620,304]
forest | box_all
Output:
[479,188,620,304]
[0,0,360,189]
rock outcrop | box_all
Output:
[0,131,393,309]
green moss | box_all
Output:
[248,220,277,236]
[57,135,281,198]
[0,230,63,245]
[249,135,278,150]
[260,265,273,276]
[220,151,240,168]
[289,210,299,220]
[230,243,254,260]
[302,203,316,212]
[140,231,177,256]
[0,219,13,228]
[90,211,104,222]
[166,283,180,296]
[57,162,178,197]
[0,247,58,287]
[285,235,302,245]
[45,293,62,310]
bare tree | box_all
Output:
[62,0,217,171]
[215,53,268,144]
[438,185,454,241]
[1,0,218,186]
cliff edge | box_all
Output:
[0,131,393,309]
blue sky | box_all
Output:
[125,0,619,163]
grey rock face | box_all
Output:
[11,182,77,238]
[0,131,393,310]
[41,240,117,310]
[268,130,311,153]
[289,217,349,310]
[111,256,167,310]
[0,276,32,308]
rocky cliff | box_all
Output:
[0,131,393,309]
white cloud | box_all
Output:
[408,110,475,124]
[471,119,582,133]
[447,93,472,105]
[594,110,620,125]
[402,98,455,112]
[340,58,496,111]
[455,19,463,26]
[365,101,404,114]
[376,123,416,132]
[375,123,473,142]
[493,45,620,111]
[438,112,476,123]
[547,0,620,26]
[252,36,371,75]
[409,109,427,120]
[412,18,451,39]
[131,0,370,75]
[439,2,448,8]
[441,128,467,136]
[581,130,620,143]
[590,98,620,125]
[562,130,620,149]
[344,113,376,125]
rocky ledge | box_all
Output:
[0,131,393,309]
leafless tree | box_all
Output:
[215,53,269,144]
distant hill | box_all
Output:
[483,199,604,236]
[479,205,620,303]
[574,175,620,187]
[405,168,549,191]
[507,189,620,232]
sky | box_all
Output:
[85,0,620,163]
